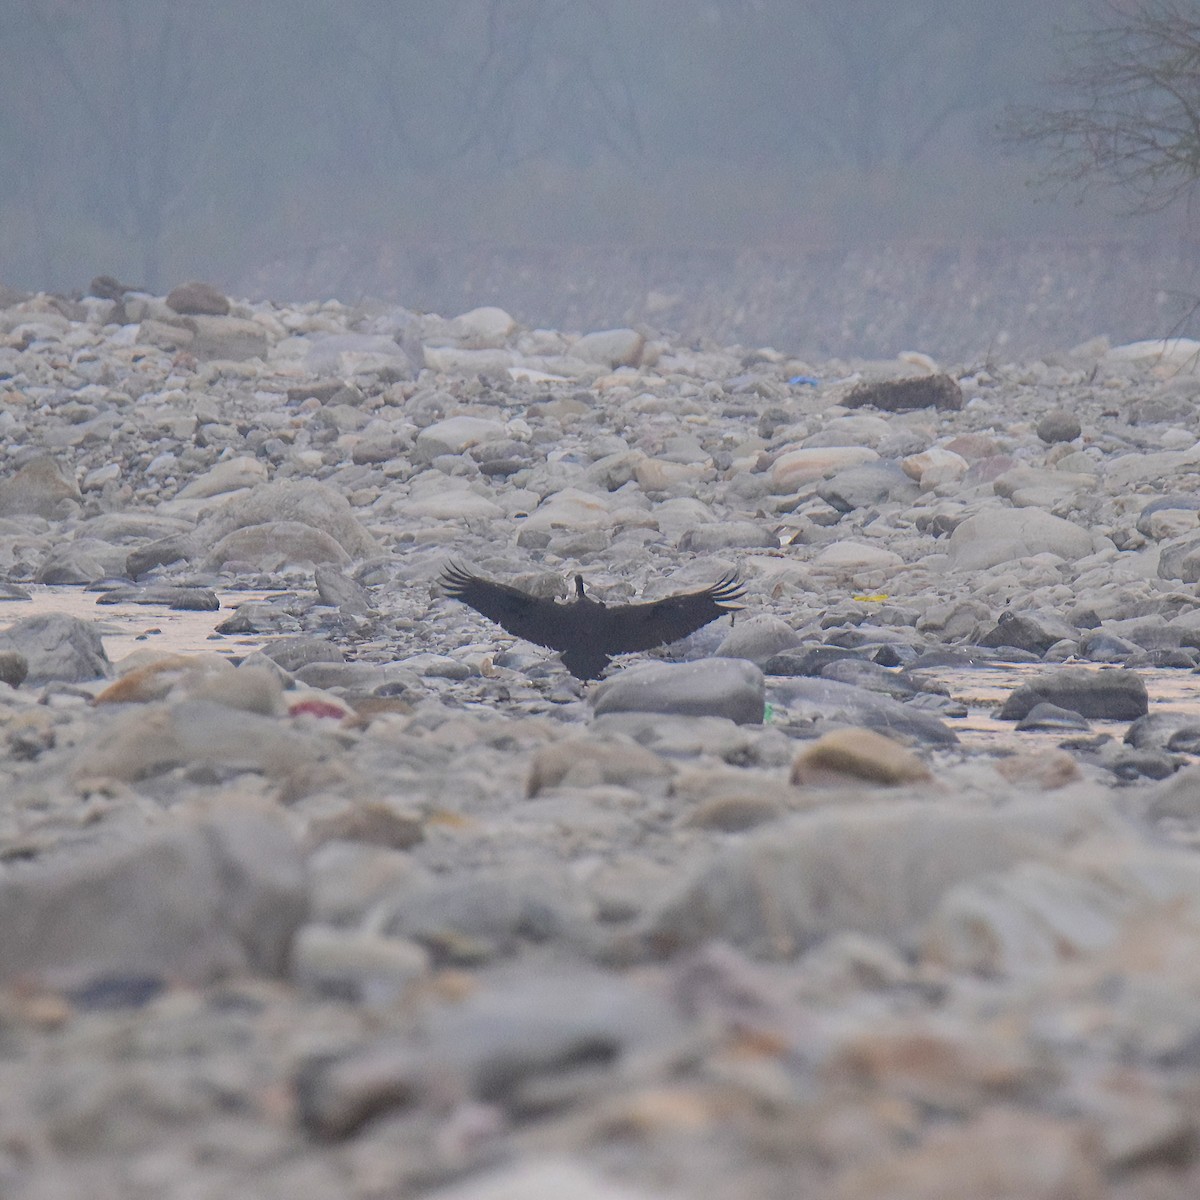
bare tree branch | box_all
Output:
[1001,1,1200,212]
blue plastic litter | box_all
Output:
[788,375,819,386]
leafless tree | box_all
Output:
[1003,1,1200,212]
[23,0,242,287]
[457,0,645,168]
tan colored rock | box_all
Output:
[175,455,269,500]
[73,699,323,784]
[995,749,1081,791]
[523,487,612,531]
[836,1107,1102,1200]
[810,541,905,575]
[183,313,268,359]
[634,457,708,490]
[136,317,195,350]
[1077,1075,1195,1170]
[770,446,879,492]
[683,794,785,831]
[0,456,81,518]
[526,736,671,797]
[306,800,425,850]
[792,728,933,787]
[1148,509,1200,540]
[901,447,969,488]
[421,345,514,376]
[94,654,234,705]
[943,433,1002,459]
[671,764,800,810]
[190,664,286,716]
[573,327,645,368]
[827,1016,1044,1111]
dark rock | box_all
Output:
[765,646,857,676]
[165,280,231,316]
[1127,648,1199,669]
[314,563,374,614]
[1036,410,1082,443]
[1158,534,1200,583]
[477,457,526,477]
[88,275,134,301]
[1015,702,1093,732]
[1168,727,1200,753]
[819,658,924,700]
[843,374,962,412]
[870,643,917,667]
[1107,749,1179,782]
[978,610,1079,657]
[1081,631,1141,662]
[998,667,1149,721]
[68,974,167,1011]
[1124,712,1200,752]
[215,601,302,635]
[0,650,28,688]
[287,379,345,404]
[126,533,196,578]
[96,585,220,611]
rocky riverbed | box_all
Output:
[5,281,1200,1197]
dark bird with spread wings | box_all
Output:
[439,563,745,681]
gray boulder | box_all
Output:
[593,659,766,725]
[0,613,109,684]
[998,667,1148,721]
[638,794,1114,960]
[0,807,306,987]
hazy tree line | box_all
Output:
[0,0,1160,295]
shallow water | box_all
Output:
[939,660,1200,755]
[5,587,1200,756]
[0,585,270,668]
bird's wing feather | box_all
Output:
[599,573,745,655]
[439,563,578,652]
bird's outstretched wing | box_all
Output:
[598,573,744,656]
[439,563,577,652]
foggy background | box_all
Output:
[3,0,1197,358]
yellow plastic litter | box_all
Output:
[852,593,888,603]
